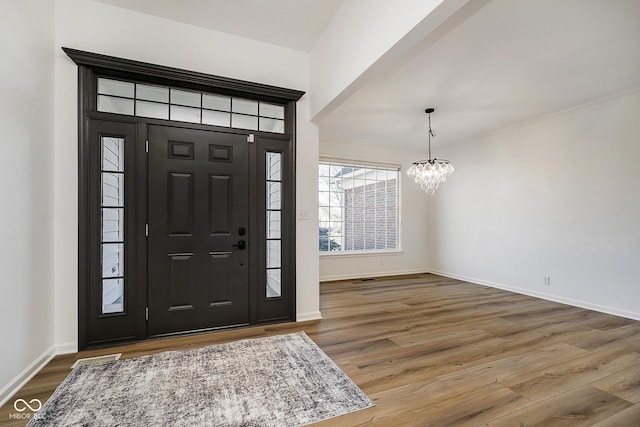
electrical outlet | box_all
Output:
[543,276,551,286]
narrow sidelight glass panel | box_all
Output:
[266,150,283,298]
[136,84,169,103]
[203,94,231,111]
[102,208,124,242]
[101,137,124,172]
[232,98,258,115]
[102,278,124,314]
[231,114,258,130]
[136,100,169,120]
[259,103,285,119]
[98,95,134,115]
[170,105,201,124]
[102,172,124,207]
[202,110,230,127]
[259,117,285,134]
[266,269,281,298]
[267,182,281,210]
[171,89,201,107]
[267,240,281,268]
[98,78,134,98]
[266,152,282,181]
[267,211,281,239]
[102,243,124,278]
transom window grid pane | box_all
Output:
[319,161,399,253]
[97,77,285,134]
[266,152,283,298]
[100,136,126,314]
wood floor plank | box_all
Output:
[564,324,640,351]
[2,273,640,426]
[592,404,640,426]
[592,365,640,404]
[487,386,632,426]
[437,342,588,394]
[506,346,640,404]
[372,383,530,427]
[322,337,402,362]
[314,378,460,426]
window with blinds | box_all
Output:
[319,161,399,253]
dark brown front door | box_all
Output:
[147,125,250,336]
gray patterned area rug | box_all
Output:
[27,332,373,426]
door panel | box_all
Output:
[167,172,194,235]
[209,252,233,304]
[209,175,231,234]
[147,125,249,336]
[167,253,194,309]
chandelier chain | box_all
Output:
[427,112,436,160]
[407,107,454,195]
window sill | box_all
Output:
[319,250,405,259]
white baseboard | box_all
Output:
[0,346,56,408]
[297,311,322,322]
[320,268,429,283]
[428,268,640,322]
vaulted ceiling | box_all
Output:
[319,0,640,149]
[92,0,640,150]
[94,0,342,52]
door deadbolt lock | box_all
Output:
[232,240,246,250]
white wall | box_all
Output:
[296,97,321,320]
[53,0,320,349]
[427,90,640,319]
[309,0,469,120]
[319,140,430,281]
[0,0,56,405]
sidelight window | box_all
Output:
[101,136,126,313]
[97,78,286,134]
[266,152,282,298]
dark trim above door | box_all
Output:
[66,48,303,350]
[63,47,305,102]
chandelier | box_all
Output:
[407,108,454,195]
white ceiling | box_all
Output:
[319,0,640,150]
[93,0,342,52]
[93,0,640,151]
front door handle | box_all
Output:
[232,240,246,250]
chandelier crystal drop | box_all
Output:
[407,108,454,195]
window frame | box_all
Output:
[318,158,402,256]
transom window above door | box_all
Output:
[97,78,286,133]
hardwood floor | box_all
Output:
[2,273,640,426]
